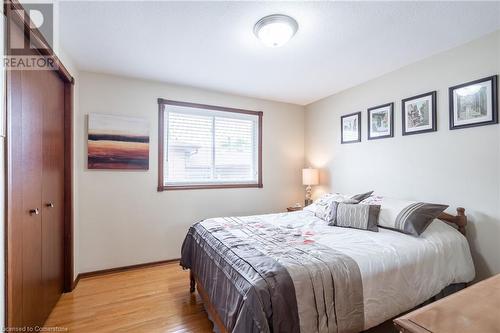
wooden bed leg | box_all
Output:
[190,270,196,293]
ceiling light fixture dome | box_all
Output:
[254,14,298,47]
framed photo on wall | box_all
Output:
[402,91,437,135]
[367,102,393,140]
[341,111,361,144]
[449,75,498,130]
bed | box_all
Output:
[180,205,474,333]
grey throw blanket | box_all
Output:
[180,215,364,333]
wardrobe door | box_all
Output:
[41,69,65,318]
[20,67,45,327]
[12,63,65,327]
[6,4,71,328]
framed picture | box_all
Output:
[402,91,437,135]
[367,102,393,140]
[341,112,361,144]
[449,75,498,130]
[88,113,150,170]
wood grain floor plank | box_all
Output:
[44,261,213,332]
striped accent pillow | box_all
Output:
[331,203,380,232]
[394,202,449,236]
[364,196,449,236]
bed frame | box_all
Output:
[437,207,467,236]
[188,207,468,333]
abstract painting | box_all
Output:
[88,113,149,170]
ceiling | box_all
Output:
[59,1,500,105]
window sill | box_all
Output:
[157,183,263,191]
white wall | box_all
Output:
[77,72,304,273]
[305,30,500,281]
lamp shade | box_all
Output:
[302,168,319,186]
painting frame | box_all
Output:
[87,113,150,170]
[367,102,394,140]
[341,111,361,144]
[449,75,498,130]
[401,91,437,136]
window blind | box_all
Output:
[163,105,259,186]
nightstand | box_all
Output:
[287,206,302,212]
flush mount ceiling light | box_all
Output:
[254,14,298,47]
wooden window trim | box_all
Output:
[157,98,263,191]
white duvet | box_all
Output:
[259,210,475,330]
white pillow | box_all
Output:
[304,192,369,213]
[313,193,358,223]
[303,193,346,214]
[303,202,318,213]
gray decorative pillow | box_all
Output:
[330,203,380,232]
[350,191,374,202]
[314,193,358,223]
[362,196,449,236]
[394,202,449,236]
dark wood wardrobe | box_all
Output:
[5,1,74,328]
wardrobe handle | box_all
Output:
[46,202,54,208]
[29,208,40,215]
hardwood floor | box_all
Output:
[45,261,396,333]
[44,261,213,332]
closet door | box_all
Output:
[6,3,72,328]
[11,62,66,327]
[7,26,66,328]
[20,68,45,327]
[41,69,65,319]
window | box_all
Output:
[158,99,263,190]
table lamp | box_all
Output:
[302,168,319,206]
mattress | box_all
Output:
[180,210,475,333]
[268,211,475,329]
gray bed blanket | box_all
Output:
[180,215,364,333]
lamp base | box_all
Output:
[305,185,313,207]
